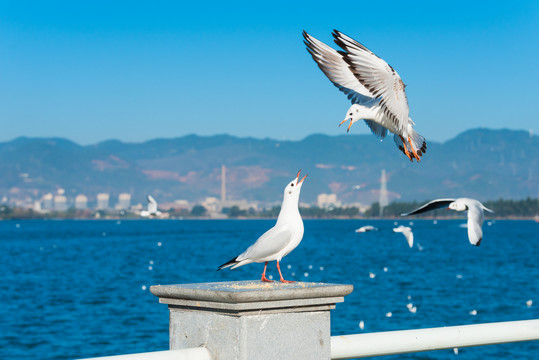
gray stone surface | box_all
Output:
[170,309,330,360]
[151,281,353,360]
[150,280,353,303]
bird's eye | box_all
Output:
[349,113,352,115]
[291,183,294,187]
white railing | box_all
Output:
[79,319,539,360]
[78,347,212,360]
[330,319,539,359]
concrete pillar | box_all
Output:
[151,281,353,360]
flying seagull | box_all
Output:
[401,198,494,246]
[303,30,427,162]
[355,225,378,233]
[140,195,162,217]
[393,225,414,248]
[218,170,308,282]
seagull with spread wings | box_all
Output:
[303,30,427,162]
[140,195,162,217]
[393,225,414,248]
[401,198,494,246]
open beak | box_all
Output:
[339,118,353,133]
[296,169,308,185]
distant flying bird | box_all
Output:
[218,170,308,282]
[401,198,494,246]
[140,195,162,217]
[303,30,427,162]
[355,225,378,233]
[393,225,414,248]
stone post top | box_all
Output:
[150,280,353,304]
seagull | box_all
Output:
[355,225,378,233]
[218,170,308,283]
[359,320,365,330]
[303,30,427,162]
[393,225,414,248]
[140,195,162,217]
[401,198,494,246]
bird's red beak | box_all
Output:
[296,169,308,184]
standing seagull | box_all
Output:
[218,170,308,282]
[401,198,494,246]
[303,30,427,162]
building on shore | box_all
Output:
[202,197,220,213]
[75,194,88,210]
[42,193,53,210]
[174,199,190,209]
[96,193,110,210]
[117,193,131,210]
[54,195,68,212]
[317,193,341,209]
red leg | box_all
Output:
[408,136,421,162]
[261,262,273,282]
[277,261,295,283]
[399,135,413,162]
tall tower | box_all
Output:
[379,169,388,217]
[221,165,226,202]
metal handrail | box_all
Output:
[331,319,539,359]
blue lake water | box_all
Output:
[1,219,538,359]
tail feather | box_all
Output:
[393,126,427,161]
[217,257,238,271]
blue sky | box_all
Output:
[1,1,538,144]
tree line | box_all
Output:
[0,198,537,220]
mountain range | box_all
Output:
[1,128,537,206]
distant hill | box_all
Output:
[1,128,537,205]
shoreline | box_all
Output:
[1,216,536,221]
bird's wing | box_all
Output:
[364,120,388,138]
[303,31,374,105]
[237,224,294,262]
[147,195,157,213]
[461,199,485,246]
[332,30,409,133]
[393,226,413,247]
[403,228,414,248]
[401,199,456,216]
